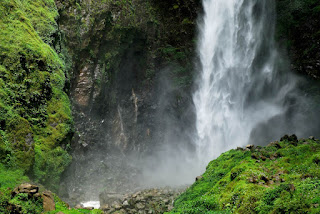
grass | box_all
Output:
[0,163,102,213]
[168,137,320,214]
[0,163,31,213]
[46,194,103,214]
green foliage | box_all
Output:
[9,193,43,214]
[169,139,320,213]
[0,164,101,213]
[0,163,29,213]
[276,0,320,35]
[34,144,72,191]
[47,194,103,214]
[0,164,29,189]
[0,0,73,188]
[158,45,194,88]
[57,0,198,113]
[48,209,103,214]
[276,0,320,77]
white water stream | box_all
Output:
[81,201,100,209]
[193,0,295,166]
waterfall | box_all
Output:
[193,0,295,166]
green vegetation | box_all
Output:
[47,194,103,214]
[276,0,320,77]
[57,0,199,112]
[9,193,44,214]
[0,164,102,213]
[0,0,73,190]
[1,0,319,213]
[168,137,320,213]
[0,163,33,213]
[158,45,194,88]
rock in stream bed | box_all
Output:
[99,187,186,214]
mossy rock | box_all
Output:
[6,117,34,171]
[169,138,320,213]
[0,0,73,189]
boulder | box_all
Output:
[136,202,145,210]
[251,153,259,160]
[100,187,185,213]
[267,141,281,149]
[122,200,129,207]
[195,176,203,181]
[12,183,39,197]
[236,147,244,151]
[100,204,110,211]
[280,135,289,141]
[99,192,124,207]
[309,136,315,140]
[281,134,298,143]
[246,144,254,150]
[75,204,83,209]
[42,191,55,212]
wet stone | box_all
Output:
[99,186,186,213]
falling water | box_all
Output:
[193,0,295,166]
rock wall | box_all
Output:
[56,0,320,203]
[56,0,200,203]
[276,0,320,78]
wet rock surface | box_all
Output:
[99,187,186,214]
[57,0,197,205]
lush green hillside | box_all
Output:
[0,0,73,190]
[169,136,320,214]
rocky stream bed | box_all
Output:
[76,187,187,214]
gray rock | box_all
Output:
[246,144,254,150]
[195,176,203,181]
[136,202,145,209]
[122,200,129,207]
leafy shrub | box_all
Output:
[9,193,43,214]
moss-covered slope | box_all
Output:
[169,136,320,214]
[0,0,73,190]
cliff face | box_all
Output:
[0,0,202,199]
[55,0,200,202]
[0,0,73,190]
[1,0,320,203]
[55,0,201,148]
[276,0,320,78]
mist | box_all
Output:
[136,0,320,189]
[61,0,320,206]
